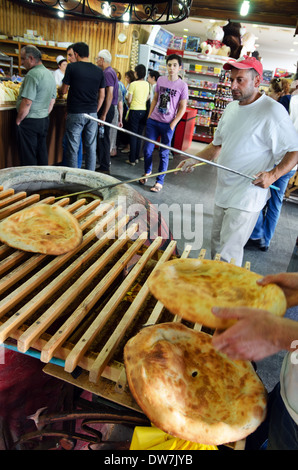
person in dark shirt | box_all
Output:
[61,42,105,171]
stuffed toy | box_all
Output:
[200,21,231,56]
[241,31,256,56]
[222,21,245,59]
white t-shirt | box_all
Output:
[280,352,298,425]
[213,94,298,212]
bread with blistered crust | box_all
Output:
[0,204,82,255]
[148,258,287,329]
[124,322,267,445]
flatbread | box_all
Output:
[148,258,287,329]
[124,322,267,445]
[0,203,82,255]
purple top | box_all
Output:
[150,76,188,123]
[104,66,118,106]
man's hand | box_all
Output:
[176,158,197,173]
[252,171,276,188]
[211,307,285,361]
[257,272,298,308]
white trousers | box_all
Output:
[211,204,260,267]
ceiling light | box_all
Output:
[240,1,250,16]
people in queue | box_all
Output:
[96,49,119,174]
[147,70,160,103]
[60,42,105,171]
[16,45,56,166]
[110,70,125,157]
[119,70,136,154]
[125,64,150,166]
[177,56,298,267]
[61,43,83,168]
[212,271,298,450]
[53,55,67,87]
[247,77,297,252]
[140,54,188,193]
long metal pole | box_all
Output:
[84,113,280,190]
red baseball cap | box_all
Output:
[223,55,263,78]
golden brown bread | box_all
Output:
[124,322,267,445]
[0,203,82,255]
[148,258,287,329]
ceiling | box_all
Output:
[165,17,298,59]
[188,0,298,29]
[165,2,298,72]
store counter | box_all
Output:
[0,100,66,169]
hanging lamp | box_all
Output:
[14,0,193,24]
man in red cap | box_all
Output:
[177,56,298,266]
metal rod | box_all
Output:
[54,163,205,200]
[85,113,280,190]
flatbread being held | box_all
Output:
[124,322,267,445]
[0,203,82,255]
[148,258,287,329]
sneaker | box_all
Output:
[245,238,266,249]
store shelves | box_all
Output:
[0,51,13,77]
[0,38,66,76]
[138,44,167,75]
[182,52,232,143]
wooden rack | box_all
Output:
[0,185,247,449]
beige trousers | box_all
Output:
[211,204,260,267]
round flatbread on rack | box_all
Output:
[124,322,267,445]
[0,203,82,255]
[148,258,287,329]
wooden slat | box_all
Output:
[17,216,134,353]
[0,199,108,299]
[0,204,120,321]
[0,194,40,219]
[148,244,192,326]
[40,231,153,364]
[57,236,163,375]
[0,212,127,344]
[0,188,14,199]
[87,240,177,383]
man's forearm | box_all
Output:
[16,98,32,125]
[100,87,113,119]
[170,100,187,129]
[97,88,105,113]
[270,151,298,180]
[48,98,56,114]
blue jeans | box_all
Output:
[143,118,174,185]
[64,113,98,171]
[129,109,147,163]
[62,134,83,168]
[251,169,295,247]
